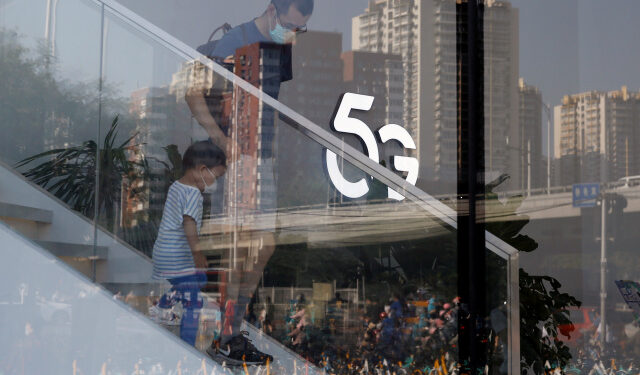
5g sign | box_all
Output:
[326,93,419,201]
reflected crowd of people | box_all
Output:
[239,288,463,374]
[546,317,640,375]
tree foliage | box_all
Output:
[484,176,581,374]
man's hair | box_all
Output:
[182,140,226,171]
[272,0,314,16]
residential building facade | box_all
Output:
[554,86,640,184]
[352,0,519,189]
[518,78,542,191]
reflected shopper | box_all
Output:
[185,0,314,367]
[152,141,227,346]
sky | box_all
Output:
[5,0,639,156]
[511,0,640,155]
[116,0,370,51]
[14,0,637,111]
[117,0,640,98]
[512,0,640,104]
[117,0,640,151]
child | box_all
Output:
[152,140,226,346]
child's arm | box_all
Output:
[184,215,207,269]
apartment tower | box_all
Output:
[518,78,542,191]
[353,0,519,188]
[554,86,640,185]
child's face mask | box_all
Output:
[201,167,217,193]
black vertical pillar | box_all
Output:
[457,1,486,374]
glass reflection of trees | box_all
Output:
[2,30,174,256]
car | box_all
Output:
[618,175,640,188]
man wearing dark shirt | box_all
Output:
[203,19,269,60]
[187,0,310,152]
[185,0,313,367]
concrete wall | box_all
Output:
[0,162,156,285]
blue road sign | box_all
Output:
[572,183,600,208]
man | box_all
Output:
[185,0,314,367]
[187,0,312,154]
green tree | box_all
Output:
[1,30,57,164]
[484,176,580,374]
[0,29,129,165]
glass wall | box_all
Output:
[9,0,615,373]
[0,220,218,374]
[0,0,101,280]
[483,1,640,373]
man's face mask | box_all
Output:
[270,9,296,44]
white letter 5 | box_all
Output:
[326,93,379,198]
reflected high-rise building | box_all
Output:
[352,0,519,189]
[169,48,286,214]
[123,86,192,228]
[342,50,405,167]
[278,31,346,207]
[518,78,543,191]
[280,31,344,127]
[341,50,404,128]
[553,86,640,185]
[229,42,291,212]
[352,0,435,176]
[484,0,520,190]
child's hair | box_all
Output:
[182,140,226,171]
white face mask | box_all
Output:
[201,168,218,194]
[269,9,296,44]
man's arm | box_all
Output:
[185,87,230,155]
[184,215,207,269]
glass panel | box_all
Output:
[95,8,198,294]
[1,0,519,374]
[196,73,508,373]
[487,1,640,373]
[91,11,484,371]
[0,0,100,279]
[0,222,222,374]
[203,92,463,368]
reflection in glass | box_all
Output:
[0,221,220,374]
[0,0,101,281]
[0,0,522,374]
[183,33,474,372]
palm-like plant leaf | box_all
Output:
[16,115,145,230]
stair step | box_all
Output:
[33,240,108,260]
[0,201,53,224]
